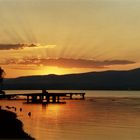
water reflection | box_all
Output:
[1,91,140,140]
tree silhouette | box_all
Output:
[0,67,5,94]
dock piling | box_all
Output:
[4,92,85,104]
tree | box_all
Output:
[0,67,5,93]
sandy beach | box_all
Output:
[0,108,34,139]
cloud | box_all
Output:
[0,57,136,68]
[0,43,56,50]
[0,43,38,50]
[8,66,39,70]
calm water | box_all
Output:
[1,90,140,140]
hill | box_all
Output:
[3,68,140,90]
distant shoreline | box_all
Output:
[3,89,140,91]
[0,109,35,139]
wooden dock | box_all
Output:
[0,91,85,104]
[26,93,66,103]
[66,93,85,100]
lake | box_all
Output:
[1,90,140,140]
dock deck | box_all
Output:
[0,91,85,104]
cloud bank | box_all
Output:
[0,58,135,68]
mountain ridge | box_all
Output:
[3,68,140,90]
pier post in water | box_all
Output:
[70,94,73,99]
[82,93,85,99]
[57,96,60,103]
[27,95,29,103]
[52,95,56,103]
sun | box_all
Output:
[35,66,73,75]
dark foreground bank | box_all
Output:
[0,109,35,140]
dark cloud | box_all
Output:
[0,57,136,68]
[0,43,37,50]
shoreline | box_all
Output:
[0,109,35,139]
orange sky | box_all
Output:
[0,0,140,78]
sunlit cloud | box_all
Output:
[8,65,39,70]
[38,44,56,48]
[0,57,135,68]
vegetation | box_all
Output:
[0,67,5,94]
